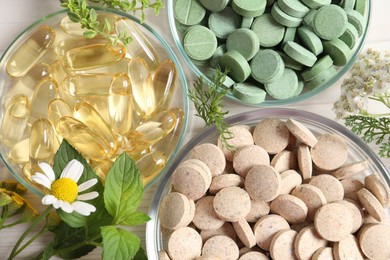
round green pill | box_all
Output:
[278,0,310,18]
[251,50,285,84]
[355,0,367,16]
[208,6,242,39]
[281,27,297,47]
[200,0,229,12]
[346,9,364,36]
[301,0,331,9]
[294,81,305,97]
[323,39,351,66]
[241,17,254,29]
[204,68,235,88]
[306,66,337,89]
[303,9,317,26]
[265,68,299,99]
[278,51,304,71]
[341,0,356,10]
[339,23,359,49]
[220,50,251,83]
[210,44,226,68]
[184,25,217,61]
[226,28,260,61]
[313,4,348,40]
[283,41,317,67]
[232,83,267,104]
[271,2,303,27]
[297,26,323,56]
[301,55,333,81]
[174,0,206,26]
[232,0,267,17]
[252,13,286,47]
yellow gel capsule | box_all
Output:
[22,162,44,184]
[91,159,114,182]
[129,57,156,118]
[20,62,51,89]
[8,138,30,164]
[80,58,131,74]
[115,18,160,70]
[62,73,113,96]
[3,83,34,109]
[73,102,118,152]
[1,95,30,147]
[109,73,133,135]
[48,98,72,127]
[60,43,126,71]
[51,60,76,108]
[55,38,107,56]
[6,26,56,78]
[60,13,118,37]
[136,151,167,186]
[56,116,114,160]
[153,60,177,110]
[29,77,59,125]
[29,119,55,162]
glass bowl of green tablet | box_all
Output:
[0,8,189,195]
[167,0,371,106]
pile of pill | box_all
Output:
[1,12,184,185]
[158,117,390,260]
[173,0,367,103]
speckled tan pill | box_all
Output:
[333,234,364,260]
[182,159,213,187]
[314,202,353,242]
[292,184,327,220]
[341,178,364,203]
[232,219,256,248]
[245,164,281,202]
[233,145,270,177]
[167,227,202,260]
[291,221,313,233]
[362,211,384,224]
[209,174,244,194]
[357,188,386,222]
[270,194,308,224]
[331,160,368,180]
[365,174,389,206]
[280,170,302,194]
[239,251,269,260]
[253,214,290,251]
[335,199,363,234]
[285,118,318,147]
[359,224,390,260]
[253,118,290,154]
[190,143,226,176]
[311,247,334,260]
[193,196,225,231]
[311,134,348,171]
[271,150,297,173]
[297,143,313,180]
[196,256,221,260]
[294,226,327,260]
[213,186,251,222]
[217,125,254,161]
[245,199,270,223]
[158,250,171,260]
[202,235,239,260]
[159,192,193,230]
[309,174,344,203]
[200,222,237,243]
[269,229,298,260]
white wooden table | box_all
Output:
[0,0,389,258]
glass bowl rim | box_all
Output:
[0,7,190,195]
[167,0,372,106]
[145,107,390,258]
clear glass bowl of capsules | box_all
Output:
[0,7,189,195]
[145,108,390,258]
[167,0,371,106]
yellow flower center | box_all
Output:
[51,178,78,203]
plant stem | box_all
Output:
[2,219,25,229]
[8,206,52,260]
[13,226,48,257]
[53,234,101,255]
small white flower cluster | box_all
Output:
[333,48,390,119]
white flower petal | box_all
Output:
[61,159,84,183]
[42,195,57,205]
[78,179,98,192]
[38,162,56,182]
[77,192,99,201]
[31,173,53,190]
[71,201,96,216]
[60,201,74,213]
[53,200,62,209]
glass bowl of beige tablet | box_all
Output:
[146,108,390,260]
[168,0,371,106]
[0,8,189,195]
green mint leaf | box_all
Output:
[119,211,151,226]
[101,226,140,260]
[133,246,148,260]
[104,153,143,224]
[41,243,54,260]
[67,11,80,23]
[83,30,97,38]
[89,8,97,22]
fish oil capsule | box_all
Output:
[136,151,167,186]
[153,60,177,111]
[115,18,160,70]
[22,162,44,183]
[109,73,133,135]
[62,73,113,96]
[29,77,59,125]
[51,60,76,108]
[80,57,131,74]
[3,84,34,109]
[90,159,114,182]
[56,116,115,160]
[6,26,56,78]
[20,62,51,89]
[29,119,56,164]
[60,43,126,71]
[1,95,30,147]
[8,138,30,164]
[48,98,72,127]
[60,13,117,37]
[55,38,107,56]
[128,57,156,117]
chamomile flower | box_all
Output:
[31,159,99,216]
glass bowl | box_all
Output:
[167,0,371,106]
[0,8,189,195]
[146,108,390,258]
